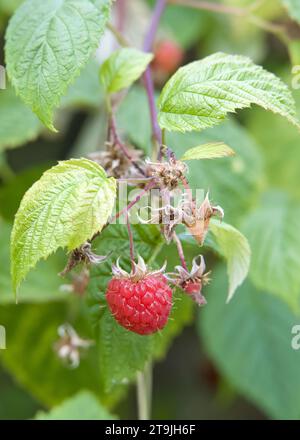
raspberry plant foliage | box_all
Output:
[4,0,300,420]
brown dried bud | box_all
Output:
[146,157,188,191]
[166,255,210,306]
[185,193,224,245]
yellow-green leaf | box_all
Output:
[180,142,235,161]
[11,158,116,295]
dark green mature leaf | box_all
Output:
[158,52,300,132]
[168,118,264,225]
[242,191,300,312]
[199,268,300,419]
[100,48,153,94]
[34,391,116,420]
[88,224,193,391]
[246,97,300,199]
[0,302,106,407]
[0,88,42,151]
[0,164,50,222]
[5,0,111,130]
[11,159,116,295]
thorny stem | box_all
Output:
[173,232,188,271]
[109,113,146,176]
[142,0,167,154]
[126,214,135,269]
[110,180,157,223]
[167,0,286,39]
[107,22,129,47]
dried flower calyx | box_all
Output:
[185,193,224,245]
[89,142,144,179]
[112,255,167,283]
[146,157,188,190]
[54,323,94,368]
[166,255,210,306]
[59,242,110,277]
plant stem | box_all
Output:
[137,363,153,420]
[126,214,135,268]
[111,180,157,223]
[168,0,247,16]
[109,113,146,176]
[173,232,188,270]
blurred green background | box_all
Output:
[1,0,300,420]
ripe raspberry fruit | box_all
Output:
[106,256,172,335]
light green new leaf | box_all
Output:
[5,0,111,131]
[0,88,42,151]
[207,219,251,301]
[242,191,300,312]
[180,142,235,161]
[35,391,116,420]
[200,269,300,419]
[100,48,153,94]
[158,52,300,132]
[282,0,300,23]
[11,159,116,295]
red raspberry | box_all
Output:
[106,257,172,335]
[152,40,184,74]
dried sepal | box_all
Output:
[166,255,210,306]
[146,157,188,190]
[53,323,94,368]
[186,193,224,245]
[112,255,167,282]
[60,242,110,277]
[89,142,144,179]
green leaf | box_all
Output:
[0,88,42,151]
[11,158,116,295]
[100,48,153,94]
[207,220,251,302]
[158,52,300,132]
[199,268,300,419]
[5,0,111,131]
[167,118,264,225]
[242,191,300,312]
[282,0,300,23]
[180,142,235,161]
[34,391,116,420]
